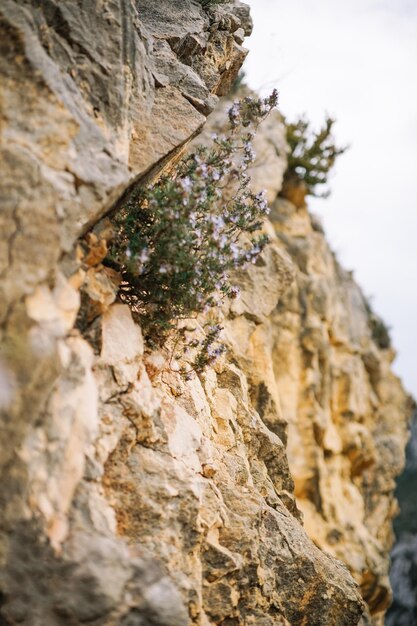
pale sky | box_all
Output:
[244,0,417,398]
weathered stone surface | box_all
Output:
[0,0,249,317]
[0,1,253,623]
[269,197,413,624]
[98,312,365,625]
[0,3,410,625]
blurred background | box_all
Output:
[244,0,417,398]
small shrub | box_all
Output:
[281,114,348,199]
[369,316,391,350]
[364,297,391,350]
[107,91,279,374]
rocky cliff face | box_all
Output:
[0,2,411,625]
[269,199,412,625]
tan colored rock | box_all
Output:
[83,266,120,309]
[270,199,412,623]
[84,233,108,267]
[229,234,294,320]
[20,336,98,550]
[0,3,410,625]
[102,350,365,625]
[26,272,80,338]
[0,2,253,623]
[101,304,144,366]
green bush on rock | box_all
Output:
[364,297,392,350]
[281,114,348,202]
[106,91,278,375]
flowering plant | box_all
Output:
[107,90,278,374]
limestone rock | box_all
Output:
[270,198,412,624]
[0,1,253,622]
[0,2,410,625]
